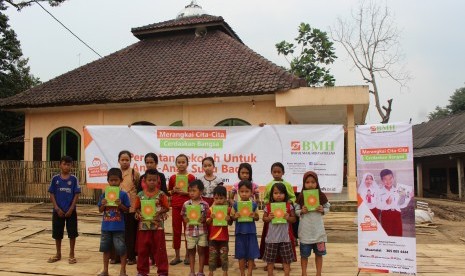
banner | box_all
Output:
[84,125,344,192]
[356,122,416,274]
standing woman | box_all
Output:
[116,150,140,265]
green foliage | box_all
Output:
[276,23,337,87]
[0,1,40,143]
[4,0,65,11]
[428,86,465,120]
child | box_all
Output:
[206,186,231,276]
[295,171,330,276]
[181,180,210,276]
[229,163,260,206]
[262,182,296,276]
[168,154,196,265]
[200,156,223,207]
[138,152,168,195]
[358,172,380,220]
[114,150,140,265]
[231,180,260,276]
[47,155,80,264]
[260,162,297,266]
[97,168,131,276]
[134,169,169,276]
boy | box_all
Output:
[206,186,231,276]
[134,169,169,276]
[181,180,210,276]
[98,168,130,276]
[378,169,411,236]
[47,155,80,264]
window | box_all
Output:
[47,128,80,161]
[215,118,250,126]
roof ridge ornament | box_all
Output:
[177,0,207,19]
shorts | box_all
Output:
[99,231,126,256]
[262,242,295,263]
[209,240,229,271]
[235,233,260,260]
[300,242,327,258]
[186,234,208,249]
[52,210,78,240]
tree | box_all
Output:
[428,86,465,120]
[276,23,337,87]
[4,0,65,10]
[331,0,411,123]
[0,1,40,146]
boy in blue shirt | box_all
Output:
[98,168,131,276]
[47,155,81,264]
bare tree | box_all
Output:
[331,0,411,123]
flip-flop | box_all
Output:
[68,257,77,264]
[47,255,61,263]
[183,259,190,265]
[97,272,109,276]
[169,258,182,265]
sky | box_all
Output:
[4,0,465,124]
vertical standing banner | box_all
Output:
[356,122,416,274]
[84,125,344,192]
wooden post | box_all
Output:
[416,162,423,197]
[347,104,357,200]
[457,158,464,200]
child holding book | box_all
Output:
[295,171,330,276]
[262,182,296,276]
[47,155,80,265]
[206,185,231,276]
[231,180,260,276]
[134,169,169,276]
[97,168,131,276]
[168,154,196,265]
[138,152,168,195]
[200,156,223,207]
[181,180,210,276]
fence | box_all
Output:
[0,161,100,204]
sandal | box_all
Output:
[68,257,77,264]
[183,258,190,265]
[47,255,61,263]
[97,272,109,276]
[127,259,136,265]
[169,258,182,265]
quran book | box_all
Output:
[187,204,201,226]
[105,186,119,207]
[212,205,228,226]
[176,174,189,192]
[141,199,156,221]
[237,201,253,222]
[303,189,320,211]
[271,202,287,224]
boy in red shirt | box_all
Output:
[135,169,169,276]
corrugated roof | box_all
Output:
[0,23,300,109]
[413,112,465,157]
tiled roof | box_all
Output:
[0,29,301,109]
[413,112,465,157]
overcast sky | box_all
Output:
[5,0,465,124]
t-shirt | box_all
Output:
[48,174,81,213]
[181,199,210,237]
[264,202,293,243]
[201,176,223,198]
[232,201,258,235]
[168,173,196,208]
[98,190,131,232]
[207,205,231,241]
[135,190,169,231]
[295,202,330,244]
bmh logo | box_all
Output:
[370,124,396,133]
[291,141,301,151]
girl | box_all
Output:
[295,171,330,276]
[229,163,260,206]
[200,156,223,207]
[260,162,297,267]
[358,172,380,220]
[262,182,296,276]
[231,180,260,276]
[138,152,168,195]
[168,154,196,266]
[114,150,140,265]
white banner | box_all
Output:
[84,125,344,192]
[356,122,416,274]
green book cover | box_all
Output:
[212,205,228,226]
[303,189,320,211]
[141,199,156,221]
[105,186,119,207]
[271,202,287,224]
[237,201,253,222]
[187,204,201,225]
[176,174,189,192]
